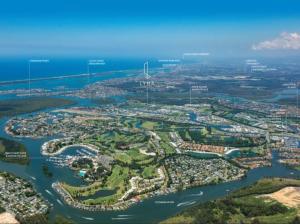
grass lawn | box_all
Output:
[85,165,129,205]
[114,153,132,165]
[142,165,157,179]
[63,165,131,206]
[61,182,103,197]
[141,121,159,130]
[127,148,150,161]
[158,132,176,155]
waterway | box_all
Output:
[0,113,299,224]
[0,70,299,223]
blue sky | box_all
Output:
[0,0,300,57]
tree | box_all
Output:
[53,215,75,224]
[292,216,300,224]
[251,219,260,224]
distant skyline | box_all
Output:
[0,0,300,57]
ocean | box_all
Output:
[0,57,162,94]
[0,57,161,81]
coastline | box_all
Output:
[186,150,222,157]
[224,148,240,155]
[41,140,99,156]
[51,165,246,212]
[5,124,42,139]
[51,166,168,211]
[185,147,240,157]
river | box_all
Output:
[0,72,299,223]
[0,113,299,224]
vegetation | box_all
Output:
[114,152,132,165]
[53,215,75,224]
[83,130,149,153]
[61,182,103,198]
[42,164,53,178]
[231,178,300,197]
[71,158,93,170]
[0,97,74,118]
[62,165,130,206]
[178,129,266,148]
[141,121,159,130]
[60,126,161,206]
[142,165,157,179]
[0,206,5,213]
[93,97,116,105]
[159,132,176,155]
[0,137,29,164]
[84,165,129,205]
[161,178,300,224]
[21,214,48,224]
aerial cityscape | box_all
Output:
[0,0,300,224]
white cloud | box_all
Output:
[252,32,300,50]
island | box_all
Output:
[0,97,75,118]
[0,137,29,165]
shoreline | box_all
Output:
[52,167,168,211]
[186,150,222,157]
[0,67,143,87]
[186,147,240,157]
[52,182,139,211]
[41,140,99,156]
[5,124,42,139]
[225,148,240,155]
[52,173,246,212]
[51,165,246,212]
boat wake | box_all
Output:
[45,189,53,196]
[29,176,36,180]
[188,191,204,197]
[82,217,94,221]
[56,199,63,206]
[177,200,196,207]
[112,217,131,220]
[155,201,175,204]
[117,215,133,217]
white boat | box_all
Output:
[29,176,36,180]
